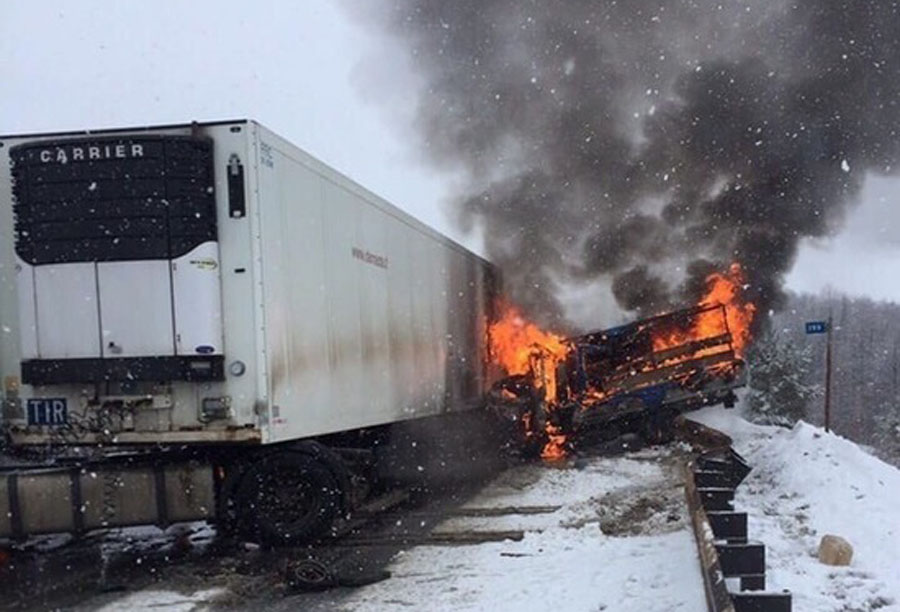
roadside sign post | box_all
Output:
[806,318,832,432]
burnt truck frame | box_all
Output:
[492,303,746,450]
[564,303,745,440]
[0,120,501,544]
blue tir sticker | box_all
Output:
[196,345,216,354]
[27,398,68,425]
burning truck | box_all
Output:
[487,264,754,460]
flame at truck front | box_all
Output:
[488,304,568,400]
[488,304,568,459]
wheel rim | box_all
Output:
[256,469,321,532]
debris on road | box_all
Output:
[284,558,392,592]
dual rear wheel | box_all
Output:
[220,448,344,546]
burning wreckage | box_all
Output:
[488,264,755,460]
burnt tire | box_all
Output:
[285,559,338,592]
[234,452,341,546]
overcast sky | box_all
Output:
[2,1,898,306]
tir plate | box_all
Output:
[26,398,68,425]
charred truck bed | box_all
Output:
[490,304,746,455]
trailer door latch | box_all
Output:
[228,154,246,218]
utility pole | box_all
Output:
[824,314,833,433]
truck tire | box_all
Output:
[234,451,341,546]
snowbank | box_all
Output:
[688,406,900,611]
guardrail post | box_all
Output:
[715,542,765,576]
[706,511,747,543]
[698,487,734,510]
[731,592,792,612]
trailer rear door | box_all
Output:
[97,261,175,357]
[33,263,101,358]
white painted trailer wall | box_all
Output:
[251,123,495,443]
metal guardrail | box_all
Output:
[680,419,792,612]
[684,461,736,612]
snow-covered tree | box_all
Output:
[770,292,900,453]
[745,331,819,427]
[873,408,900,464]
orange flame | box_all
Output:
[541,422,567,461]
[488,303,569,460]
[488,303,568,400]
[488,264,753,461]
[652,262,756,358]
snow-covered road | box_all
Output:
[330,446,706,612]
[67,444,707,612]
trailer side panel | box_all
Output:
[252,124,496,442]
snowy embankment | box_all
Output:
[689,406,900,612]
[335,447,706,612]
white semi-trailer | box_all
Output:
[0,120,499,543]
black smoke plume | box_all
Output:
[348,1,900,330]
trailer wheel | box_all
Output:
[234,452,341,546]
